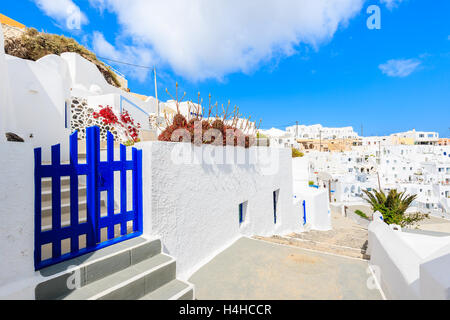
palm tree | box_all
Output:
[362,189,426,226]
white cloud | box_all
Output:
[89,0,364,81]
[91,32,155,82]
[379,58,421,77]
[380,0,404,10]
[88,0,107,15]
[33,0,88,30]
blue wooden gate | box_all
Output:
[34,126,143,270]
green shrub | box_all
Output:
[363,188,428,227]
[308,181,315,186]
[354,209,369,220]
[292,148,304,158]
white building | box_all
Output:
[391,129,439,145]
[1,44,158,159]
[259,128,300,149]
[304,141,450,218]
[286,124,359,140]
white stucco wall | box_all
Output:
[368,220,422,299]
[2,50,156,156]
[62,52,155,118]
[420,243,450,299]
[0,142,36,299]
[368,217,450,299]
[292,157,309,188]
[294,187,331,231]
[4,54,71,160]
[292,157,331,230]
[139,142,303,279]
[0,24,14,142]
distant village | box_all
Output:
[260,124,450,219]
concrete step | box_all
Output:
[36,237,162,300]
[41,199,87,222]
[40,200,110,231]
[42,177,71,189]
[41,198,107,219]
[254,235,370,260]
[139,280,194,300]
[61,254,176,300]
[41,186,87,202]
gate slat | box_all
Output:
[34,148,42,270]
[51,144,62,259]
[69,132,79,253]
[120,144,128,236]
[133,148,143,233]
[106,132,115,240]
[86,127,100,246]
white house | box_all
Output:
[0,26,159,159]
[286,124,359,140]
[259,128,300,149]
[391,129,439,145]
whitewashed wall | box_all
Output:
[368,217,450,299]
[0,143,36,299]
[62,53,156,117]
[1,50,157,160]
[420,243,450,299]
[139,142,303,279]
[294,188,331,231]
[4,54,71,161]
[292,157,331,230]
[292,157,309,188]
[0,25,14,142]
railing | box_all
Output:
[34,126,143,270]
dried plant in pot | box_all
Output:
[157,83,260,148]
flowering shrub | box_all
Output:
[93,105,141,143]
[157,84,259,148]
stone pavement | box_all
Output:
[189,237,382,300]
[256,212,370,260]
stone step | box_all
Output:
[41,198,107,218]
[139,279,194,300]
[41,199,88,221]
[36,237,162,300]
[41,186,87,202]
[254,235,370,260]
[61,254,176,300]
[42,177,71,189]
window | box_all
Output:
[273,190,280,224]
[239,201,248,225]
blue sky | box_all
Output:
[2,0,449,137]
